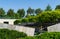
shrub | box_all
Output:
[21,18,29,23]
[20,32,60,39]
[28,17,37,22]
[14,20,21,25]
[37,11,60,23]
[0,29,27,39]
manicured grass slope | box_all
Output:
[0,29,27,39]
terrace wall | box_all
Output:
[0,23,35,36]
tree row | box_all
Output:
[0,4,60,19]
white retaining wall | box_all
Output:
[0,23,35,36]
[47,23,60,32]
[0,19,17,25]
[15,26,35,36]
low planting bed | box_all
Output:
[20,32,60,39]
[0,29,27,39]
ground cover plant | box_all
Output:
[0,29,27,39]
[20,32,60,39]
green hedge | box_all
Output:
[20,32,60,39]
[0,29,27,39]
[14,20,21,25]
[14,10,60,25]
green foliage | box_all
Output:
[35,8,42,15]
[7,9,15,17]
[28,16,37,22]
[14,10,60,25]
[27,7,34,15]
[14,13,20,19]
[17,9,25,18]
[26,14,31,18]
[0,8,5,17]
[0,29,27,39]
[0,5,60,19]
[20,36,34,39]
[14,15,37,24]
[45,4,52,11]
[21,18,29,23]
[37,10,60,23]
[55,5,60,10]
[20,32,60,39]
[14,20,21,25]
